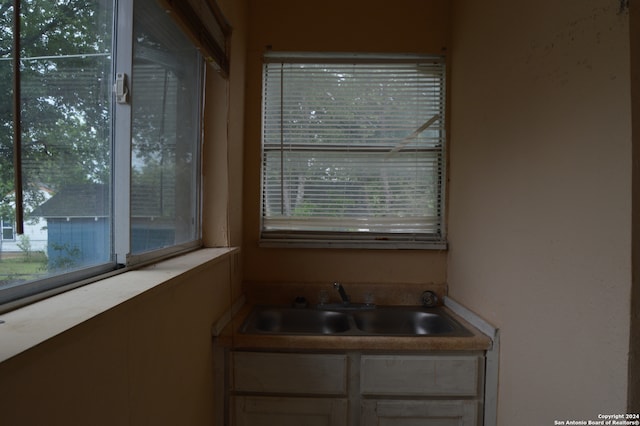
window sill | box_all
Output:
[0,247,238,364]
[259,238,448,250]
[259,240,447,250]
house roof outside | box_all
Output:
[31,184,109,218]
[32,183,170,219]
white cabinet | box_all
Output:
[359,354,482,426]
[234,396,348,426]
[361,400,478,426]
[233,352,347,394]
[230,352,349,426]
[360,354,481,397]
[228,351,484,426]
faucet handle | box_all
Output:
[421,290,439,308]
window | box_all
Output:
[1,220,14,242]
[128,0,203,259]
[0,0,228,308]
[260,53,446,249]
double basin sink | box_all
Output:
[240,305,472,337]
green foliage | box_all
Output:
[0,251,47,285]
[49,241,80,271]
[16,234,31,259]
[0,0,113,216]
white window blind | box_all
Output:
[156,0,231,76]
[261,53,446,248]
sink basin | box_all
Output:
[239,306,473,337]
[352,309,461,335]
[240,307,350,334]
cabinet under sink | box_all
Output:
[228,351,484,426]
[213,294,497,426]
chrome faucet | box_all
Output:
[333,282,351,305]
[317,282,374,310]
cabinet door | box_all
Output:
[361,400,478,426]
[360,354,481,397]
[233,352,347,395]
[234,396,348,426]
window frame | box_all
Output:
[114,0,206,268]
[0,0,228,311]
[259,52,448,250]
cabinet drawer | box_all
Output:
[233,352,348,395]
[360,354,481,396]
[233,396,348,426]
[361,399,478,426]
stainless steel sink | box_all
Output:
[240,306,473,337]
[240,307,351,334]
[352,308,463,335]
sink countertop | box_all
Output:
[215,303,492,352]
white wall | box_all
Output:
[1,219,47,253]
[448,1,632,423]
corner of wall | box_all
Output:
[628,0,640,412]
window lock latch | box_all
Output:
[114,73,129,104]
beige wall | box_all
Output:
[1,2,635,425]
[203,0,248,248]
[448,0,631,422]
[0,0,248,423]
[242,0,451,286]
[0,251,241,426]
